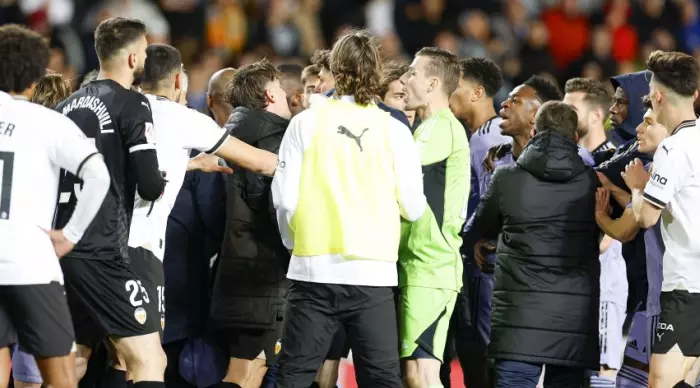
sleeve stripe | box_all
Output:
[76,152,99,177]
[643,192,666,209]
[129,144,156,153]
[205,131,228,154]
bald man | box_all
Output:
[278,63,304,117]
[207,67,235,126]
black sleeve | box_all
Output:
[122,94,166,200]
[131,151,167,200]
[472,167,504,240]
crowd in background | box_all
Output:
[1,0,699,111]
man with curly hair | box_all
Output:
[0,23,109,388]
[272,30,425,388]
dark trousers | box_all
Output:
[494,360,585,388]
[440,276,493,388]
[276,281,401,388]
[164,340,198,388]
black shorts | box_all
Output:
[0,282,74,357]
[129,247,165,336]
[653,290,700,356]
[60,256,160,346]
[220,321,283,365]
[325,328,350,360]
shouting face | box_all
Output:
[499,84,540,137]
[401,55,432,111]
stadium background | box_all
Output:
[1,0,697,386]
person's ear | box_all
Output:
[428,77,439,94]
[174,72,181,91]
[128,52,137,70]
[206,94,213,110]
[694,89,699,102]
[293,92,303,108]
[473,85,485,102]
[593,108,603,125]
[265,88,275,105]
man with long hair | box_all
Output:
[272,30,425,388]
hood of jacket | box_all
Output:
[517,130,588,182]
[224,106,289,144]
[610,70,651,141]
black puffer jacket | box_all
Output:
[209,107,290,330]
[472,130,600,368]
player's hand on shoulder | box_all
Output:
[188,152,233,174]
[44,229,75,258]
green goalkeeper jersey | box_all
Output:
[399,108,470,291]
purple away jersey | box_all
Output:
[470,116,511,199]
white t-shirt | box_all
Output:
[0,92,98,285]
[643,119,700,293]
[128,95,227,261]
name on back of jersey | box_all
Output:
[0,121,16,138]
[61,96,113,133]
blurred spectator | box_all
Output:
[394,0,446,55]
[541,0,590,70]
[458,10,490,58]
[517,21,556,82]
[630,0,682,47]
[206,0,247,53]
[566,25,618,82]
[596,0,638,63]
[47,40,77,89]
[491,0,531,58]
[84,0,170,43]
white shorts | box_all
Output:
[600,301,626,369]
[600,239,627,305]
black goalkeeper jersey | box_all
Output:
[55,79,165,261]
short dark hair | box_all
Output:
[460,57,503,97]
[94,17,147,62]
[646,50,699,97]
[524,75,563,103]
[564,77,612,113]
[379,61,409,98]
[310,49,331,71]
[642,94,653,110]
[0,24,49,93]
[143,44,182,89]
[301,64,320,84]
[330,30,382,106]
[225,58,280,110]
[416,47,461,96]
[536,101,578,140]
